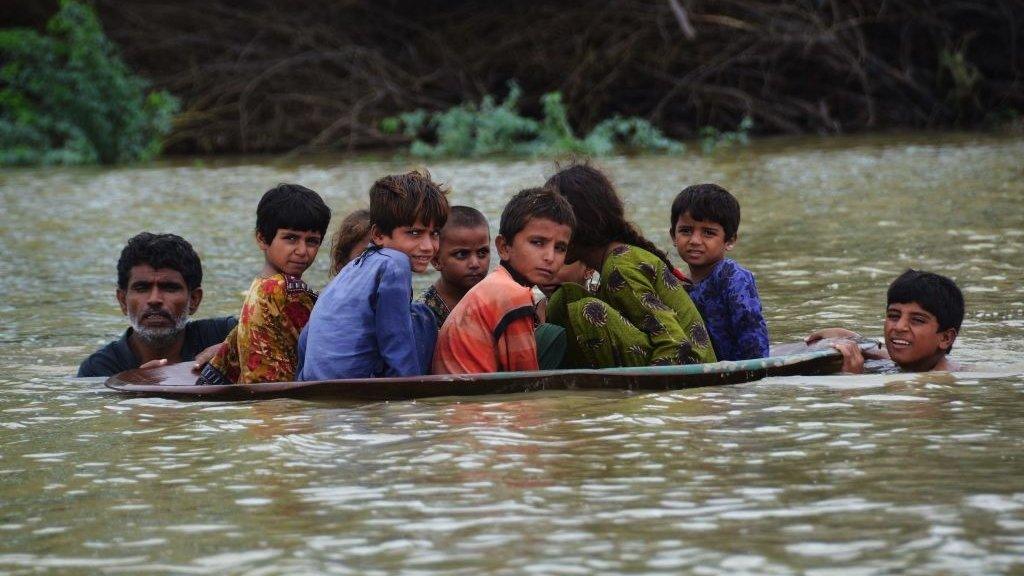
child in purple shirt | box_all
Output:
[298,171,449,380]
[670,184,769,360]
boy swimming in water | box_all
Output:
[806,269,964,373]
[418,206,491,327]
[199,184,330,384]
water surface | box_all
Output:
[1,133,1022,574]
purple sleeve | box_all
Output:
[726,266,770,359]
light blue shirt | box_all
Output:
[298,246,435,381]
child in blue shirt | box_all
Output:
[670,183,769,360]
[298,171,449,380]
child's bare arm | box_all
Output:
[805,327,861,343]
[831,339,866,373]
[806,328,889,362]
[191,343,224,373]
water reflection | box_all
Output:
[1,134,1023,573]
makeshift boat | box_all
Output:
[104,340,878,401]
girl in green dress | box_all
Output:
[544,163,717,368]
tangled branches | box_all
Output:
[93,0,1024,155]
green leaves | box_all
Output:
[0,0,180,166]
[383,81,686,158]
[699,116,753,154]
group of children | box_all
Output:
[197,162,966,386]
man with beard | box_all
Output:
[77,233,237,377]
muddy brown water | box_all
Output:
[0,133,1022,574]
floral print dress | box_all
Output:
[200,274,316,384]
[547,244,717,368]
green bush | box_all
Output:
[0,0,178,166]
[382,81,685,158]
[699,116,754,154]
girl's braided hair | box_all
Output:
[545,161,675,271]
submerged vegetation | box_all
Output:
[381,82,688,157]
[0,0,177,166]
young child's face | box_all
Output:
[373,219,440,273]
[259,228,323,277]
[884,301,956,370]
[496,217,572,287]
[539,261,592,297]
[433,225,491,291]
[672,212,731,271]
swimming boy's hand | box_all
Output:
[805,327,861,344]
[191,343,224,373]
[831,339,865,374]
[139,358,168,370]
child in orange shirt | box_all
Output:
[433,187,575,374]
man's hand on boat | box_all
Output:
[136,342,223,373]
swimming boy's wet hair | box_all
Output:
[117,232,202,291]
[256,183,331,243]
[444,206,489,236]
[887,270,964,352]
[369,170,449,235]
[545,161,673,270]
[499,187,575,241]
[330,208,371,275]
[670,183,741,241]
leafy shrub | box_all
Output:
[699,116,754,154]
[382,81,685,158]
[0,0,179,166]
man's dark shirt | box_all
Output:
[77,317,237,377]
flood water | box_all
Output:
[1,133,1022,574]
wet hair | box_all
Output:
[499,187,575,241]
[369,170,449,235]
[887,270,964,352]
[117,232,202,291]
[255,183,331,244]
[545,162,673,269]
[330,208,371,275]
[670,183,741,241]
[443,205,489,237]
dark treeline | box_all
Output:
[86,0,1024,155]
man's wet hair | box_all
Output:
[256,183,331,244]
[444,206,489,236]
[117,232,203,291]
[498,187,575,241]
[369,170,449,235]
[887,269,965,352]
[670,183,741,241]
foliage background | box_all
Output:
[6,0,1023,157]
[0,0,177,165]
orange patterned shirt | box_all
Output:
[432,265,538,375]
